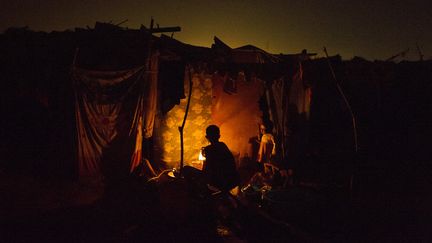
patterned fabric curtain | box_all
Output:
[154,71,213,169]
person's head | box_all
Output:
[260,123,273,135]
[260,122,273,134]
[259,124,266,135]
[205,125,220,143]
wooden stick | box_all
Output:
[323,47,358,199]
[179,67,193,177]
[116,19,128,26]
[323,47,358,153]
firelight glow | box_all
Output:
[198,149,206,161]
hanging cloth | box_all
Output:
[73,57,158,179]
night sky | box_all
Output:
[1,0,431,60]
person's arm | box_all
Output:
[271,135,276,156]
[258,139,264,163]
[202,148,208,173]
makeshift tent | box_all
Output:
[6,24,429,186]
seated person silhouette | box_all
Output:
[183,125,239,197]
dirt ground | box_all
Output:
[0,168,297,242]
[1,164,430,243]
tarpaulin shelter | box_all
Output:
[70,22,164,180]
[0,24,320,183]
[73,58,158,179]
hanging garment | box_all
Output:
[289,63,312,119]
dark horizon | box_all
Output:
[1,0,431,61]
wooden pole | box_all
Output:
[140,25,181,34]
[150,26,181,33]
[323,47,358,153]
[385,48,409,62]
[116,19,128,26]
[323,47,358,199]
[179,67,193,177]
[140,17,182,170]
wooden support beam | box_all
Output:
[140,17,181,34]
[141,25,181,33]
[150,26,181,33]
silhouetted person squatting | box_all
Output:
[184,125,239,196]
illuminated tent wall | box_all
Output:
[153,68,264,169]
[153,70,213,169]
[211,71,264,162]
[153,38,277,169]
